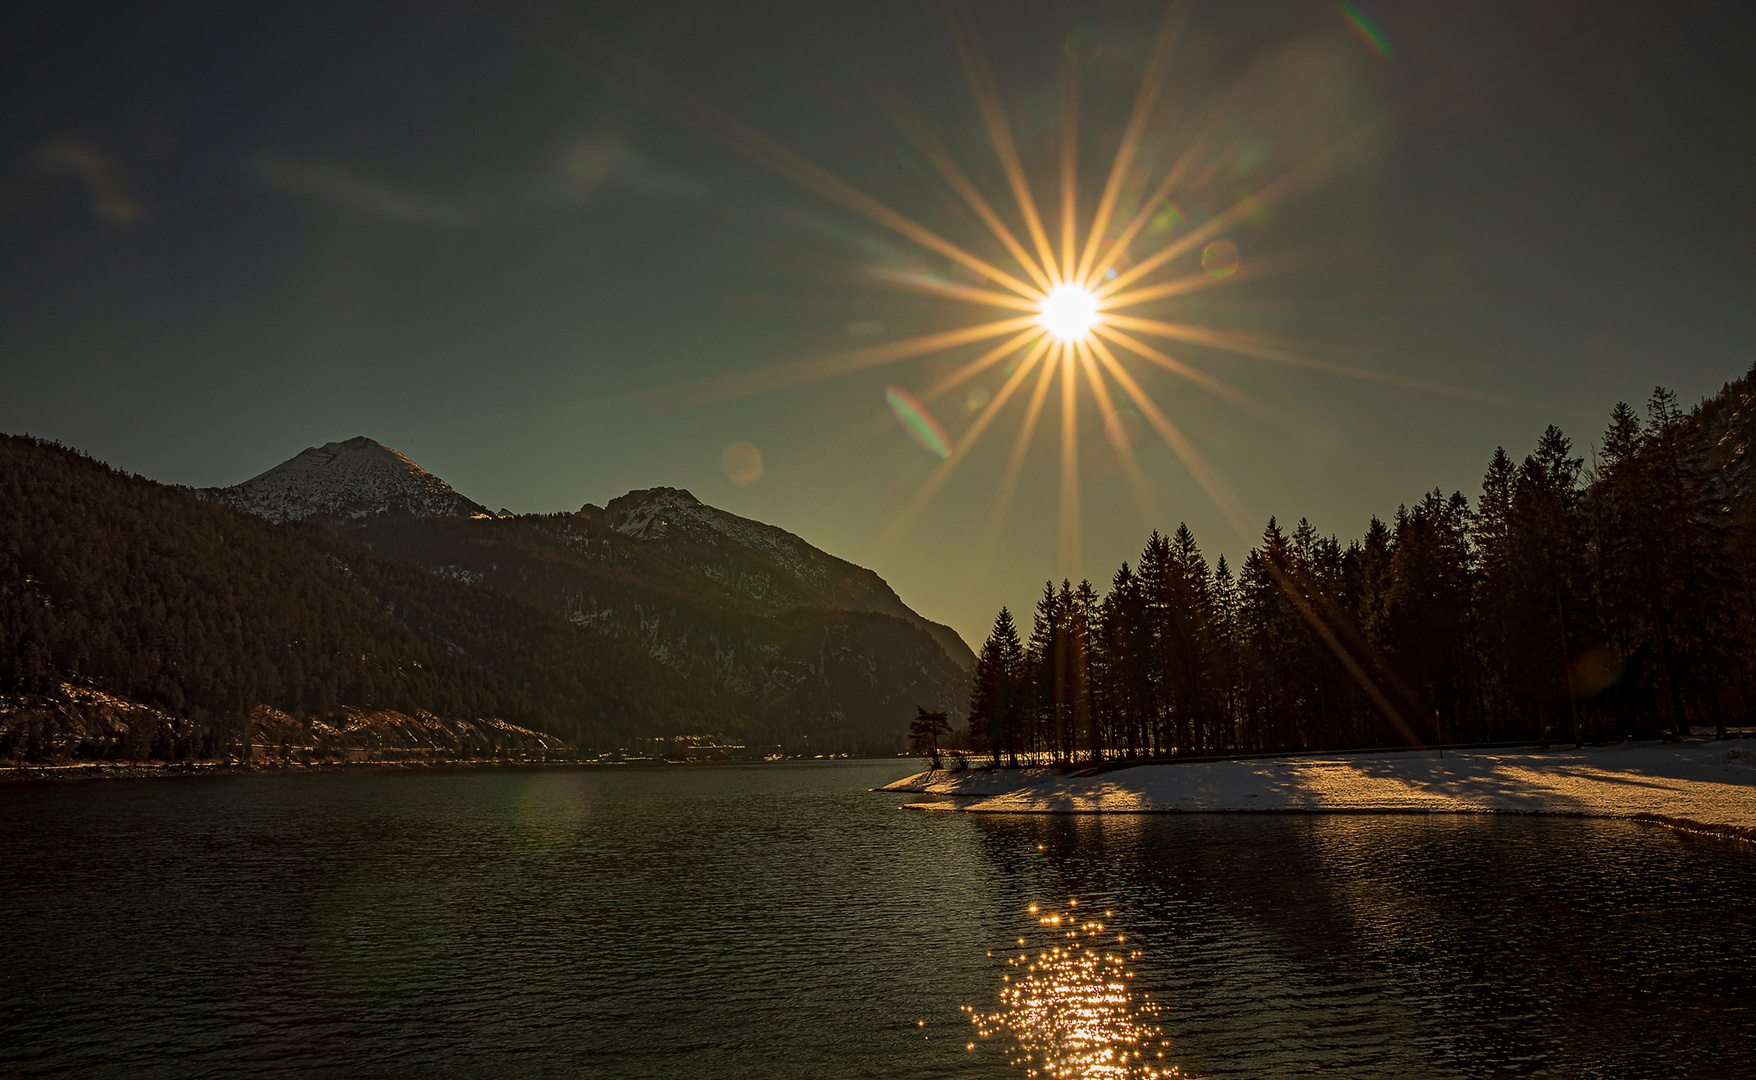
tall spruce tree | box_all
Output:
[969,607,1024,766]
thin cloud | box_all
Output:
[29,139,141,222]
[548,131,707,203]
[250,151,476,228]
[251,135,705,229]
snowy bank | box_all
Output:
[882,742,1756,839]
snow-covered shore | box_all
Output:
[882,741,1756,839]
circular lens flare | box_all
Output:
[1039,285,1100,341]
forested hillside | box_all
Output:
[967,372,1756,763]
[582,486,975,667]
[346,511,970,747]
[0,436,740,759]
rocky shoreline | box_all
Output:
[0,756,581,784]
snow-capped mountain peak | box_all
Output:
[604,486,710,541]
[200,436,486,524]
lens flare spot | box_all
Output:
[1201,240,1240,278]
[1149,200,1187,233]
[1339,2,1393,58]
[886,386,953,459]
[1105,410,1142,448]
[722,441,764,485]
[514,772,592,846]
[966,385,992,413]
[1572,642,1624,696]
[1039,285,1100,341]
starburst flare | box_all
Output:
[558,2,1521,576]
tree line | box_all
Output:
[966,380,1755,765]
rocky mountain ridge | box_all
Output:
[176,435,968,751]
[199,436,488,523]
[1693,370,1756,528]
[1,683,568,764]
[581,487,973,668]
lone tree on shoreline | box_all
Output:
[909,707,951,769]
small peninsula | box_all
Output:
[885,741,1756,840]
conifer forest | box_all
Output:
[966,381,1756,763]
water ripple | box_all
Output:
[1,764,1753,1078]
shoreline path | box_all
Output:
[884,742,1756,840]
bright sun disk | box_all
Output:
[1039,285,1099,341]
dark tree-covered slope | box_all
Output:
[0,436,739,758]
[583,487,974,669]
[344,512,971,746]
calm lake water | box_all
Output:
[2,760,1753,1079]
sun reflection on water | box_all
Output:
[966,901,1179,1079]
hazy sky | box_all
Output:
[5,0,1755,649]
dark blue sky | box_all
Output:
[5,0,1754,647]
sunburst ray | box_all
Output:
[606,315,1040,413]
[920,328,1045,403]
[1091,324,1264,414]
[871,335,1054,556]
[478,0,1613,733]
[1083,137,1206,288]
[1057,344,1082,579]
[1086,334,1256,541]
[946,3,1059,282]
[867,268,1043,313]
[1073,1,1190,285]
[1074,340,1164,525]
[1099,267,1242,309]
[1059,47,1081,285]
[1096,136,1362,300]
[867,77,1055,292]
[982,342,1062,555]
[1101,314,1544,410]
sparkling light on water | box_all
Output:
[967,902,1178,1079]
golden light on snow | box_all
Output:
[965,903,1179,1079]
[1039,285,1100,342]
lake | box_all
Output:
[1,760,1752,1078]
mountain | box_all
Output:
[346,512,970,747]
[3,433,973,761]
[0,435,741,761]
[1690,367,1756,529]
[199,436,487,523]
[206,437,974,735]
[583,487,975,668]
[5,685,569,765]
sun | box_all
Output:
[605,3,1411,576]
[1039,285,1100,342]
